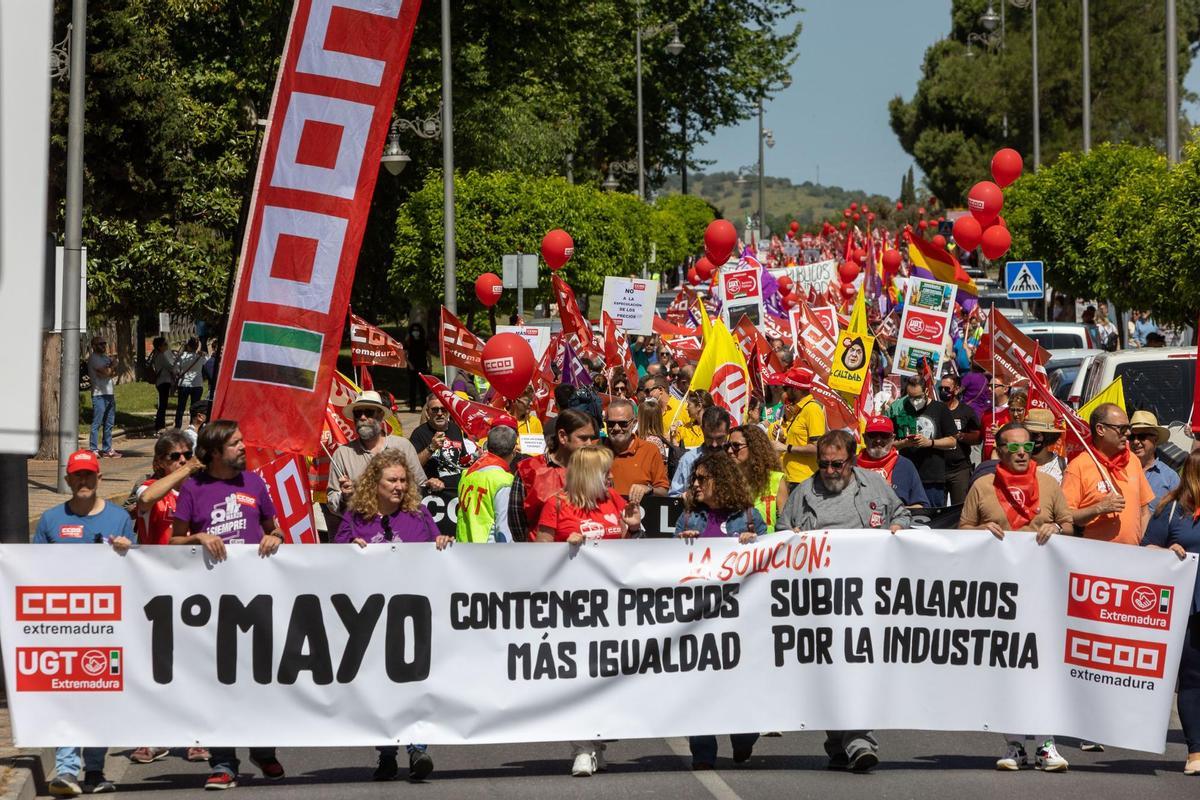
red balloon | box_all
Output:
[852,213,861,221]
[881,249,902,272]
[967,180,1003,226]
[704,219,737,265]
[991,148,1023,188]
[481,333,535,401]
[782,292,799,309]
[838,260,861,284]
[839,221,847,230]
[952,215,983,250]
[862,205,870,213]
[850,202,858,211]
[932,234,947,249]
[980,224,1012,260]
[918,220,928,230]
[994,214,1007,228]
[843,209,851,218]
[474,272,503,307]
[853,248,867,264]
[918,207,926,216]
[840,283,857,299]
[695,256,715,280]
[541,229,574,270]
[895,201,904,211]
[778,275,794,294]
[867,212,876,223]
[687,267,700,286]
[789,220,800,233]
[937,216,945,224]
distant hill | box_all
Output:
[659,172,894,236]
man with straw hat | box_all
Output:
[1129,410,1179,503]
[1024,408,1068,483]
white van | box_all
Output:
[1076,347,1196,452]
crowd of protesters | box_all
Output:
[38,316,1198,794]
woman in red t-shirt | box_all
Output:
[535,445,642,777]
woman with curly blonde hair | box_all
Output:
[726,424,789,529]
[334,450,452,548]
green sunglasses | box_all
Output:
[1003,441,1036,454]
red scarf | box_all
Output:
[466,452,512,476]
[993,463,1041,530]
[856,448,899,482]
[1094,444,1131,483]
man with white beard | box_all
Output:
[855,416,929,507]
[326,391,441,532]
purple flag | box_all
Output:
[561,341,592,388]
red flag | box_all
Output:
[552,275,599,357]
[531,343,556,419]
[793,299,837,381]
[358,365,374,390]
[349,313,406,368]
[602,312,639,390]
[253,454,319,544]
[662,336,702,364]
[421,374,509,440]
[764,313,793,346]
[920,357,936,401]
[973,307,1050,386]
[665,287,692,325]
[652,315,702,337]
[811,378,858,432]
[440,306,486,377]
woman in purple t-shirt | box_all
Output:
[334,451,453,548]
[331,449,450,781]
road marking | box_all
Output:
[666,737,743,800]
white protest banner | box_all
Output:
[718,267,763,329]
[893,276,956,377]
[496,325,550,362]
[518,434,546,455]
[601,276,656,335]
[794,258,836,295]
[0,534,1193,751]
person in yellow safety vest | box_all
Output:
[456,423,518,543]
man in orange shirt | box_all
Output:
[1063,403,1154,545]
[604,399,668,503]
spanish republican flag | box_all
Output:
[689,319,751,425]
[904,228,978,301]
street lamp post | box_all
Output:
[1167,0,1179,164]
[1082,0,1090,152]
[755,75,787,238]
[440,0,456,391]
[634,0,683,201]
[603,159,638,192]
[975,1,1037,167]
[381,102,442,176]
[57,0,87,491]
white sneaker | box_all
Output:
[1036,740,1069,772]
[996,742,1028,770]
[571,752,596,777]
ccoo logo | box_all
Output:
[482,356,515,375]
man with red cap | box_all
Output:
[35,449,132,796]
[856,417,930,507]
[778,366,826,490]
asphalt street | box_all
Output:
[48,725,1200,799]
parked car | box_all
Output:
[1046,348,1102,406]
[1076,347,1197,453]
[1016,322,1093,352]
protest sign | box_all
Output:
[213,0,422,455]
[518,434,546,456]
[496,325,550,362]
[718,267,764,329]
[829,292,875,396]
[793,258,836,296]
[893,277,955,378]
[601,276,656,335]
[0,534,1192,752]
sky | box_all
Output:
[695,0,1200,199]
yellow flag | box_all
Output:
[689,320,750,424]
[1078,376,1126,420]
[697,296,713,341]
[829,290,875,395]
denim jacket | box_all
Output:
[673,507,768,538]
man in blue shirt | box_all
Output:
[669,406,732,497]
[856,417,930,507]
[35,450,131,797]
[1129,411,1179,503]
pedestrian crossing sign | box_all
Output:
[1005,261,1044,300]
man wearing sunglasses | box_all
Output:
[1063,403,1155,544]
[960,422,1074,773]
[604,399,668,504]
[1129,410,1179,504]
[775,429,909,773]
[326,391,433,534]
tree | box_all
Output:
[889,0,1200,206]
[389,171,714,318]
[1003,140,1200,325]
[899,167,916,207]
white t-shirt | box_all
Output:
[87,352,115,396]
[174,351,208,388]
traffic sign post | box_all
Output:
[502,253,538,320]
[1005,260,1044,300]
